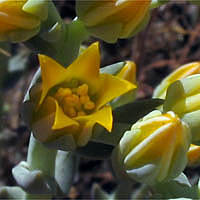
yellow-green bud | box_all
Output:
[153,62,200,100]
[187,144,200,167]
[0,0,48,42]
[163,74,200,144]
[76,0,151,43]
[111,61,137,108]
[115,110,191,185]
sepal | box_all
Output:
[12,161,55,196]
[0,186,26,199]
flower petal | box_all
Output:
[75,105,113,132]
[116,61,136,83]
[52,98,79,130]
[65,42,101,93]
[96,74,136,109]
[38,54,68,105]
[77,121,95,146]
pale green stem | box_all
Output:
[25,193,52,200]
[132,184,150,199]
[27,134,57,177]
[25,2,89,66]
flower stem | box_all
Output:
[25,2,89,66]
[27,134,57,177]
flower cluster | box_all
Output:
[112,62,200,185]
[27,42,136,149]
[2,0,200,197]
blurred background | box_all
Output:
[1,0,200,198]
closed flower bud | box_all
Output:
[0,0,48,42]
[115,110,191,185]
[76,0,151,43]
[111,61,137,108]
[163,74,200,144]
[187,144,200,167]
[153,62,200,99]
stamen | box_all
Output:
[84,101,95,110]
[77,84,89,96]
[55,88,72,102]
[80,95,90,104]
[64,106,77,118]
[71,94,79,104]
[55,83,96,118]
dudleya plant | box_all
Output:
[76,0,151,43]
[24,42,136,151]
[113,110,191,185]
[0,0,49,42]
[163,74,200,144]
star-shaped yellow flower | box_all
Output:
[31,42,136,148]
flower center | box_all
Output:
[54,83,96,118]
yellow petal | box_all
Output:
[77,121,95,146]
[96,74,136,109]
[51,98,79,130]
[35,96,56,120]
[38,54,68,105]
[32,96,57,142]
[116,61,136,83]
[75,105,113,132]
[65,42,101,93]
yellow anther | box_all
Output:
[77,111,86,116]
[77,84,89,96]
[68,107,77,118]
[54,88,72,102]
[63,106,77,118]
[71,94,80,104]
[80,95,90,105]
[84,101,95,110]
[62,88,72,96]
[64,96,75,106]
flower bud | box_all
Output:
[115,110,191,185]
[187,144,200,167]
[76,0,151,43]
[111,61,137,108]
[0,0,48,42]
[163,74,200,144]
[153,62,200,99]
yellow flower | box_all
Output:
[114,110,191,185]
[76,0,151,43]
[153,62,200,99]
[0,0,48,42]
[187,144,200,167]
[30,42,136,149]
